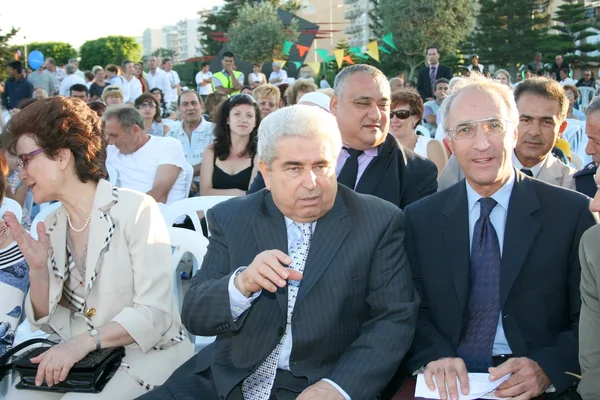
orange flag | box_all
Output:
[343,56,354,65]
[296,44,310,58]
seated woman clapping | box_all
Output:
[3,97,192,399]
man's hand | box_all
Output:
[489,357,550,400]
[234,250,302,297]
[424,357,470,400]
[297,381,345,400]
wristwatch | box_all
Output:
[89,329,101,351]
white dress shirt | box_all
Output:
[146,68,171,98]
[465,171,515,356]
[269,70,288,86]
[228,218,351,399]
[59,74,86,96]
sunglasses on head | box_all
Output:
[390,110,416,120]
[229,93,256,104]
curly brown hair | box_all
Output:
[3,97,107,183]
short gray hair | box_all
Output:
[586,96,600,116]
[334,64,389,97]
[439,76,519,133]
[65,64,76,75]
[68,58,78,66]
[257,105,342,166]
[102,104,143,132]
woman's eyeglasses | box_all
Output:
[17,148,46,168]
[390,110,416,120]
[138,102,155,109]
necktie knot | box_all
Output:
[520,168,534,177]
[478,197,497,220]
[344,147,363,159]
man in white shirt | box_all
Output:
[162,58,181,107]
[195,62,213,99]
[58,64,86,97]
[167,90,214,195]
[103,104,188,205]
[559,68,577,87]
[146,56,171,99]
[68,58,85,79]
[466,54,484,74]
[44,57,66,95]
[268,62,288,86]
[121,59,142,103]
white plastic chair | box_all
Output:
[571,152,584,170]
[0,198,22,222]
[168,227,214,352]
[578,87,596,112]
[415,125,431,138]
[30,202,62,239]
[162,196,234,235]
[563,119,586,156]
[183,163,194,198]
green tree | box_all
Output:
[472,0,550,79]
[545,0,600,70]
[24,42,77,65]
[379,0,473,79]
[79,36,142,70]
[152,48,177,59]
[226,2,299,65]
[0,25,19,82]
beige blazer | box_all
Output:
[579,225,600,400]
[25,179,186,352]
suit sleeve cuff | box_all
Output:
[322,379,351,400]
[228,267,261,320]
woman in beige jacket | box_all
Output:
[4,97,192,399]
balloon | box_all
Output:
[28,50,44,70]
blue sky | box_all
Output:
[1,0,223,48]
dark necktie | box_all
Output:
[520,168,534,177]
[457,198,501,372]
[337,148,364,189]
[429,66,437,87]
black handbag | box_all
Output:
[0,337,125,394]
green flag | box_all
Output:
[316,49,329,62]
[381,33,398,51]
[283,41,294,56]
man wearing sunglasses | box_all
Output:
[398,77,596,400]
[248,64,438,210]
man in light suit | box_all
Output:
[248,64,438,210]
[416,46,453,101]
[141,105,419,400]
[579,170,600,399]
[438,78,576,191]
[402,77,596,400]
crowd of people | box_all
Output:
[0,46,600,400]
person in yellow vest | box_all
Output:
[212,51,244,95]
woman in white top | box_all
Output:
[389,89,447,177]
[248,63,267,89]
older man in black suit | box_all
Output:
[402,77,596,400]
[141,105,419,400]
[416,46,453,101]
[247,64,438,210]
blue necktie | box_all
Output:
[457,198,501,371]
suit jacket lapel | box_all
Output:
[295,189,350,309]
[46,207,67,306]
[355,134,395,195]
[500,172,540,306]
[251,191,289,314]
[441,182,471,312]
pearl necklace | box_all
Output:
[66,211,93,233]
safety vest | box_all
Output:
[212,71,243,95]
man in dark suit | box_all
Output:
[141,105,419,400]
[575,99,600,197]
[402,78,597,400]
[416,46,453,101]
[247,64,438,209]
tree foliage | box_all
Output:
[0,25,19,82]
[152,48,177,59]
[472,0,550,79]
[226,2,299,65]
[23,42,77,65]
[545,0,600,69]
[379,0,473,79]
[79,36,142,70]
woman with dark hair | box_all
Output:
[88,68,109,101]
[248,63,266,89]
[199,93,261,196]
[3,97,191,399]
[88,100,106,117]
[134,93,170,136]
[149,87,176,120]
[133,62,149,93]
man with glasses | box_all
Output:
[398,77,596,400]
[576,69,597,89]
[439,78,577,191]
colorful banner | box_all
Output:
[296,44,310,58]
[381,33,398,51]
[316,49,329,62]
[379,46,392,55]
[333,49,345,69]
[343,56,355,65]
[349,46,362,54]
[365,41,380,62]
[273,59,287,68]
[293,61,302,69]
[283,41,294,56]
[306,62,321,76]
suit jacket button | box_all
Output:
[85,308,96,318]
[277,327,284,336]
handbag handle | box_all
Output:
[0,338,58,377]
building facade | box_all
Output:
[142,28,162,57]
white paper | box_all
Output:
[415,372,510,400]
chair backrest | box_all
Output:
[169,227,209,312]
[0,198,22,222]
[183,163,194,198]
[571,152,584,170]
[563,119,586,155]
[415,125,431,138]
[30,202,62,239]
[106,163,119,186]
[163,196,234,234]
[578,87,596,112]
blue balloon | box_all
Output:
[28,50,44,70]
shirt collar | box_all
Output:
[340,146,379,157]
[465,168,515,215]
[284,216,317,230]
[430,63,439,69]
[512,151,546,177]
